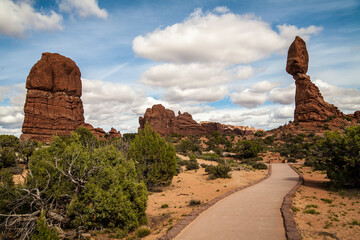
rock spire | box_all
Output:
[286,36,343,122]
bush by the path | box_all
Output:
[128,122,177,189]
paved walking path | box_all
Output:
[174,164,299,240]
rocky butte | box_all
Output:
[21,52,120,142]
[139,104,259,137]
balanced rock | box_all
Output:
[286,36,343,122]
[286,36,309,75]
[21,53,120,142]
[139,104,258,136]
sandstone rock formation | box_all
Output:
[286,36,344,122]
[109,127,122,138]
[139,104,258,136]
[21,53,120,142]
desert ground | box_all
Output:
[143,155,268,240]
[292,166,360,240]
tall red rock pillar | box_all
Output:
[286,36,343,122]
[21,53,86,142]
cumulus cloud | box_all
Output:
[268,83,295,104]
[0,0,63,37]
[139,63,233,89]
[278,24,322,42]
[193,105,294,130]
[0,84,25,136]
[314,79,360,112]
[134,7,320,107]
[163,86,228,104]
[231,81,280,108]
[59,0,108,19]
[235,65,255,80]
[133,8,321,65]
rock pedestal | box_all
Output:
[286,36,343,122]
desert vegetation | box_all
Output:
[0,124,272,239]
[1,123,359,239]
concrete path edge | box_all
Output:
[281,164,304,240]
[159,165,273,240]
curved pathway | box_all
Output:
[174,164,299,240]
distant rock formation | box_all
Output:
[109,127,122,138]
[139,104,258,136]
[286,36,344,122]
[21,52,120,142]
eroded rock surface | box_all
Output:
[286,36,344,122]
[21,53,119,142]
[139,104,258,136]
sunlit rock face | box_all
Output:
[21,52,118,142]
[286,36,343,122]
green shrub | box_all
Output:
[0,131,148,238]
[31,211,59,240]
[176,139,201,154]
[161,204,169,208]
[199,153,221,161]
[236,140,264,159]
[185,159,199,170]
[189,199,201,206]
[254,130,266,137]
[304,209,320,215]
[200,163,208,168]
[320,198,333,204]
[316,126,360,188]
[205,160,231,179]
[128,122,177,188]
[0,147,16,169]
[252,162,268,170]
[287,157,297,163]
[305,204,318,209]
[189,153,196,161]
[291,206,300,212]
[137,226,151,238]
[177,157,187,166]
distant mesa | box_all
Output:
[21,52,120,142]
[287,36,344,122]
[139,104,260,136]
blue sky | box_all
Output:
[0,0,359,135]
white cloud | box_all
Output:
[0,84,25,136]
[235,65,254,80]
[59,0,108,19]
[133,8,321,65]
[278,24,323,43]
[193,105,294,130]
[231,81,280,108]
[268,83,295,104]
[0,0,63,37]
[164,86,228,104]
[314,79,360,112]
[82,79,137,104]
[139,63,233,89]
[214,6,230,14]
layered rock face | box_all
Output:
[286,36,344,122]
[21,53,119,142]
[139,104,258,136]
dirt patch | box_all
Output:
[143,156,268,240]
[291,166,360,240]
